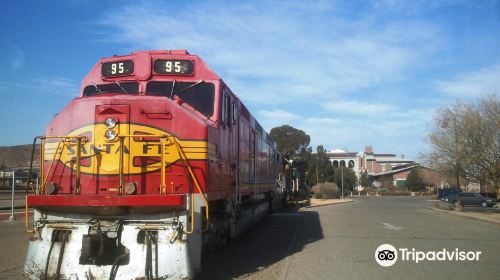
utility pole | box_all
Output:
[315,154,319,185]
[9,172,15,221]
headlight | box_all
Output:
[105,129,117,141]
[105,117,117,128]
[125,182,137,195]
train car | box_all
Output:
[24,50,285,279]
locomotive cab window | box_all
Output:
[146,81,215,117]
[83,82,139,97]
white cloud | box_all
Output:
[268,105,436,159]
[435,63,500,97]
[95,1,443,104]
[258,109,302,133]
[37,77,80,97]
[0,77,79,97]
[259,110,299,122]
[322,100,393,115]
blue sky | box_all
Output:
[1,0,499,160]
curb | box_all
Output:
[305,199,355,209]
[0,211,33,222]
[0,206,25,211]
[427,207,500,226]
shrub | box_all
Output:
[311,182,339,199]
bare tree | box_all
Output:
[426,94,499,191]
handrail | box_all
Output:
[25,136,41,233]
[26,136,40,195]
[115,135,168,195]
[172,138,210,233]
[26,136,84,195]
[118,137,125,195]
[39,136,84,194]
[40,138,45,194]
[76,137,81,194]
[25,195,34,233]
[24,135,84,233]
[116,134,209,233]
[41,141,65,194]
[160,137,167,194]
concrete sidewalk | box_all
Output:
[428,207,500,226]
[308,198,354,208]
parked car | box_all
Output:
[439,187,462,202]
[442,192,457,203]
[457,192,497,207]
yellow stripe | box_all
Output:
[43,124,207,175]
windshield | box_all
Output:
[83,82,139,96]
[146,81,215,117]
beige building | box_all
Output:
[326,146,481,191]
[326,146,413,180]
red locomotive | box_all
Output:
[24,50,284,279]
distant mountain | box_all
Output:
[0,144,40,169]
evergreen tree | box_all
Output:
[306,145,334,186]
[333,167,357,191]
[270,125,311,157]
[359,170,371,188]
[406,168,426,191]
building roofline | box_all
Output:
[372,164,418,177]
[373,153,396,157]
[326,153,358,157]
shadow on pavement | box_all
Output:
[197,209,323,279]
[0,209,324,279]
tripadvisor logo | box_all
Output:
[375,244,482,267]
[375,244,398,267]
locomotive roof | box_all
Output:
[80,50,220,95]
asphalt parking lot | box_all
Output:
[1,196,499,280]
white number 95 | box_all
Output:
[111,62,125,74]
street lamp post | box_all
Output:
[341,147,348,199]
[285,157,301,195]
[341,165,344,199]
